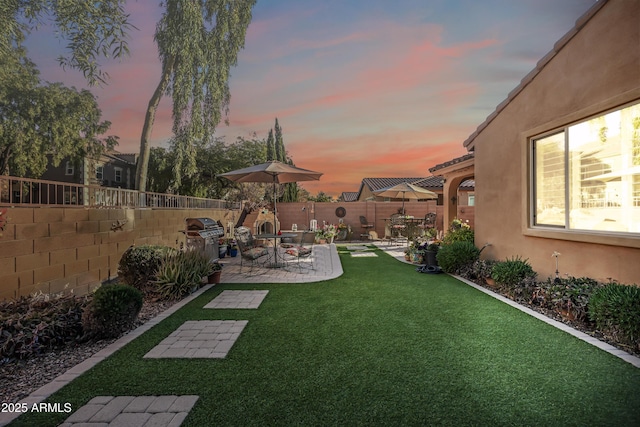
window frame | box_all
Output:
[95,165,104,181]
[114,167,122,183]
[65,161,74,176]
[528,100,640,243]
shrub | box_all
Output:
[436,241,480,274]
[155,250,211,300]
[491,256,536,297]
[82,284,143,339]
[589,283,640,349]
[118,245,177,295]
[441,219,474,245]
[536,276,602,321]
[458,259,498,282]
[1,293,88,360]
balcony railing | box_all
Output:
[0,175,240,210]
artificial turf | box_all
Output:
[11,246,640,426]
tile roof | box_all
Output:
[358,176,474,197]
[428,153,474,173]
[340,192,359,202]
[361,177,426,192]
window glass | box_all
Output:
[468,194,475,206]
[534,132,565,226]
[114,168,122,183]
[532,101,640,234]
[568,103,640,233]
[65,161,74,175]
[96,165,104,180]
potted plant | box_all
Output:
[218,238,228,258]
[315,228,327,244]
[208,262,223,284]
[229,241,238,257]
[425,241,440,267]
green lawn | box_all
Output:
[12,247,640,426]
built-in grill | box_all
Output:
[184,217,225,262]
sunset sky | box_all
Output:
[24,0,596,196]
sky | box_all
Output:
[24,0,597,196]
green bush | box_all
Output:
[441,221,474,245]
[118,245,177,295]
[0,293,88,360]
[535,276,602,321]
[155,250,211,300]
[436,241,480,274]
[82,284,143,339]
[589,283,640,349]
[491,256,536,291]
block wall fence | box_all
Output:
[0,207,229,300]
[0,202,474,300]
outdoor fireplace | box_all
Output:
[254,210,279,235]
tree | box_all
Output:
[1,0,132,86]
[0,58,117,177]
[308,192,333,202]
[274,118,284,162]
[266,129,275,161]
[135,0,257,192]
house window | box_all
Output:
[114,167,122,183]
[532,100,640,234]
[65,161,74,176]
[96,165,104,180]
[467,194,475,207]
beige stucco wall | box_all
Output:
[470,0,640,284]
[0,207,230,300]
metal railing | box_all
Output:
[0,175,240,210]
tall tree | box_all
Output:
[135,0,256,192]
[274,118,284,162]
[266,128,275,161]
[1,0,132,86]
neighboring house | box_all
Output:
[448,0,639,283]
[40,152,137,190]
[339,192,359,202]
[352,176,474,206]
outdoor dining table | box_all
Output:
[255,233,298,268]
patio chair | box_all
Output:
[359,216,374,240]
[283,230,315,272]
[418,212,436,231]
[234,226,269,274]
[390,213,407,244]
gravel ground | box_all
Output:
[0,300,176,403]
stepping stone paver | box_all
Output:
[350,252,378,257]
[59,395,198,427]
[346,245,370,251]
[143,320,248,359]
[204,290,268,309]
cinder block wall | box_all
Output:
[0,207,229,300]
[244,201,463,238]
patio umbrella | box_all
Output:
[373,182,437,214]
[218,160,323,232]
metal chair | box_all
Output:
[359,216,374,240]
[283,230,315,272]
[390,213,407,244]
[234,227,269,274]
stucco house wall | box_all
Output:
[467,0,640,283]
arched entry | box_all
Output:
[429,153,474,233]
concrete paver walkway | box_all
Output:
[219,243,342,283]
[143,320,248,359]
[59,395,198,427]
[204,290,269,309]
